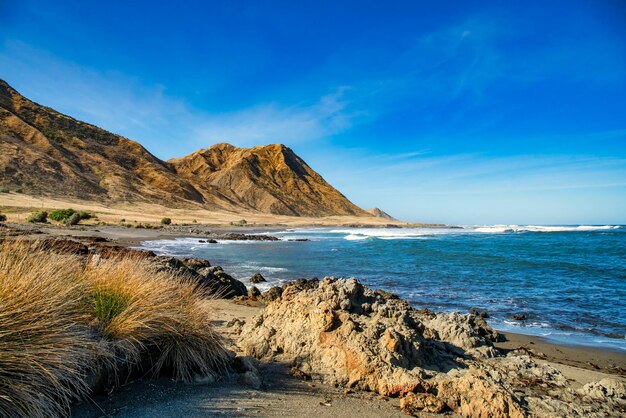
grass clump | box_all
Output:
[14,187,23,193]
[160,217,172,225]
[0,213,6,222]
[0,187,8,193]
[0,243,94,417]
[93,288,130,336]
[0,241,230,417]
[26,210,48,223]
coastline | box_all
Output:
[1,221,624,416]
[2,221,624,376]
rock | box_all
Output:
[198,266,247,298]
[509,313,528,321]
[239,277,498,397]
[179,257,211,270]
[248,286,261,299]
[192,373,216,386]
[400,392,446,414]
[207,239,218,244]
[38,238,89,255]
[435,367,526,418]
[240,370,262,389]
[259,286,283,303]
[250,273,266,283]
[470,308,489,318]
[579,378,626,402]
[198,240,206,243]
[233,356,260,374]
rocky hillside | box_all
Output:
[0,79,366,217]
[169,143,365,217]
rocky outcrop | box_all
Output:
[152,256,247,298]
[238,277,625,417]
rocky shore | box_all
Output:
[1,222,624,417]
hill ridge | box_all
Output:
[0,79,367,217]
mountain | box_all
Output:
[168,143,364,217]
[366,208,398,221]
[0,79,367,217]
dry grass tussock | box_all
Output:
[0,240,229,417]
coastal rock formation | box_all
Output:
[238,277,625,417]
[0,79,367,217]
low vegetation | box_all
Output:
[160,217,172,225]
[48,209,93,225]
[0,213,6,222]
[0,187,8,193]
[25,210,48,223]
[0,241,229,417]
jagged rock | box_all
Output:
[179,257,211,270]
[400,392,446,414]
[250,273,266,283]
[238,277,624,417]
[435,367,526,418]
[248,286,261,299]
[240,277,497,398]
[259,286,283,303]
[198,266,247,298]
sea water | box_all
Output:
[138,225,626,351]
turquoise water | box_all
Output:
[138,225,626,351]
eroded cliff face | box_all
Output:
[0,79,366,217]
[238,278,626,418]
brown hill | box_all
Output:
[0,79,367,217]
[365,207,398,221]
[169,143,365,217]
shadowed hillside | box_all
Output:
[0,79,367,217]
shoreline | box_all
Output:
[1,221,625,377]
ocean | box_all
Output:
[138,225,626,351]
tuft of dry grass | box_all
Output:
[85,258,231,380]
[0,244,95,418]
[0,240,230,417]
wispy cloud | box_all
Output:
[190,87,363,147]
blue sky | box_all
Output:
[1,0,625,224]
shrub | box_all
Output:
[0,187,8,193]
[14,187,23,193]
[65,213,82,226]
[49,209,76,222]
[26,210,48,223]
[160,217,172,225]
[77,211,92,220]
[0,213,6,222]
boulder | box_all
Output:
[250,273,266,283]
[259,286,283,303]
[248,286,261,299]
